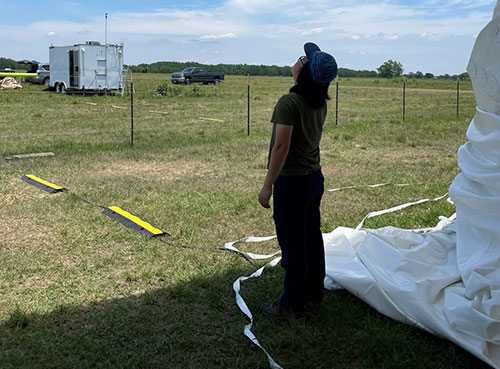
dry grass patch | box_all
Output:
[0,215,54,246]
[92,160,218,180]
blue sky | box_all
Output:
[0,0,497,74]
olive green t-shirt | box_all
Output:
[268,92,327,175]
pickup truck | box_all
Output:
[171,67,224,85]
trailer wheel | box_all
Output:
[55,83,66,93]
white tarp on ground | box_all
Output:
[323,221,499,369]
[233,3,500,368]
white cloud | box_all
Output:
[351,34,361,40]
[47,31,56,37]
[201,33,237,39]
[106,10,245,36]
[298,2,490,39]
[420,32,441,40]
[384,34,399,40]
[348,49,368,55]
[301,28,323,36]
[225,0,300,14]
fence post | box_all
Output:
[130,81,134,147]
[456,78,460,118]
[335,75,339,125]
[403,77,406,122]
[247,74,250,136]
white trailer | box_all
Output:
[49,42,124,93]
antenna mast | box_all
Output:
[105,13,108,45]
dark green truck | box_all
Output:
[170,67,224,85]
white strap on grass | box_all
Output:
[412,213,457,233]
[355,193,449,230]
[328,183,410,192]
[224,236,280,260]
[233,256,283,369]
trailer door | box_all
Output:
[68,50,80,88]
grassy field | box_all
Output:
[0,74,489,368]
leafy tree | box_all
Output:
[377,60,403,78]
[338,67,377,78]
[414,71,424,79]
[458,72,470,81]
[424,73,434,79]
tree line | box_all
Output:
[0,56,468,80]
[376,59,469,80]
[127,60,468,80]
[125,61,292,76]
[0,57,28,71]
[126,61,468,80]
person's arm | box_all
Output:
[259,124,293,208]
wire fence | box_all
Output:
[0,76,477,154]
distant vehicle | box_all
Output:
[0,68,13,80]
[49,42,124,94]
[25,62,50,85]
[171,67,224,85]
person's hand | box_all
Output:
[259,185,272,208]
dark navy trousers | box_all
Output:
[273,169,325,312]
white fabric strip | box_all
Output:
[355,193,449,230]
[224,236,280,260]
[232,256,284,369]
[412,213,457,233]
[328,183,410,192]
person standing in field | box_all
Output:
[259,42,337,318]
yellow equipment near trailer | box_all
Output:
[0,72,37,78]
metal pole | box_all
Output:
[335,75,339,125]
[247,73,250,136]
[130,81,134,147]
[403,77,406,122]
[457,78,460,118]
[105,13,108,45]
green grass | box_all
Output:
[0,75,488,368]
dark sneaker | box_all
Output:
[261,302,304,319]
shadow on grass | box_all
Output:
[0,264,492,369]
